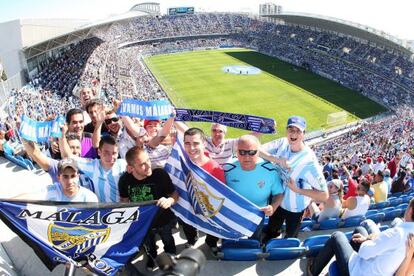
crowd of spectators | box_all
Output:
[1,13,414,275]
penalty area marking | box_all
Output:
[222,65,261,75]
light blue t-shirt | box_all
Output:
[224,159,283,207]
[45,183,98,202]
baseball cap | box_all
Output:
[287,116,306,132]
[143,119,161,129]
[384,169,391,176]
[58,158,79,174]
[329,179,343,189]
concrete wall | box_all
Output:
[0,20,24,79]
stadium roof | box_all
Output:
[22,8,151,60]
[266,13,413,57]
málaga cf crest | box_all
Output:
[185,172,225,218]
[48,224,110,257]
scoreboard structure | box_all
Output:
[168,7,195,16]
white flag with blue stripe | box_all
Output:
[0,200,158,275]
[164,138,263,240]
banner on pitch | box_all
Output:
[0,200,158,276]
[19,115,65,143]
[175,108,276,134]
[164,137,263,240]
[117,99,173,120]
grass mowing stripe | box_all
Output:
[145,49,386,142]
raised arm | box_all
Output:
[21,139,51,171]
[286,178,329,202]
[259,150,290,169]
[147,112,175,148]
[92,108,106,148]
[58,124,74,158]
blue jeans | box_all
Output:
[311,226,368,276]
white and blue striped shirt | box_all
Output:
[262,137,327,212]
[75,157,127,202]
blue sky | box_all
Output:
[0,0,413,40]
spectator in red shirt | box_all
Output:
[342,165,358,200]
[388,153,402,178]
[181,127,226,251]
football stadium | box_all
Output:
[0,2,414,276]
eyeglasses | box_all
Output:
[238,150,258,156]
[105,117,119,125]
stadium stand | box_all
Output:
[1,10,414,276]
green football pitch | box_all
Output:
[145,48,387,141]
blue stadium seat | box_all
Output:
[383,208,401,221]
[219,248,264,261]
[328,261,340,276]
[390,192,402,198]
[401,195,411,203]
[221,239,261,249]
[381,207,395,213]
[314,218,340,230]
[394,205,407,217]
[368,203,376,210]
[365,212,385,223]
[219,239,264,261]
[388,198,403,207]
[341,215,364,228]
[303,235,330,257]
[365,209,378,216]
[374,201,389,209]
[300,220,314,231]
[265,238,307,260]
[397,203,409,210]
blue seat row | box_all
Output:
[218,238,307,261]
[304,224,389,258]
[218,224,391,261]
[303,205,406,232]
[369,194,412,210]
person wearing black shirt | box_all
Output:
[119,146,178,271]
[84,99,108,134]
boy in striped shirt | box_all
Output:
[60,127,126,202]
[261,116,328,238]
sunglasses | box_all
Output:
[238,149,258,156]
[105,117,119,125]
